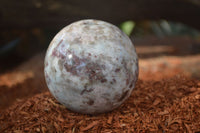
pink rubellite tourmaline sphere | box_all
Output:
[44,19,138,114]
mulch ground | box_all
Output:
[0,75,200,132]
[0,36,200,132]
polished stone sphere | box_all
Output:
[44,19,138,114]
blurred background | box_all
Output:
[0,0,200,72]
[0,0,200,109]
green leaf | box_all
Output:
[120,21,135,36]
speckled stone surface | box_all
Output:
[44,19,138,114]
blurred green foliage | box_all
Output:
[120,20,200,38]
[120,21,135,36]
[150,20,200,37]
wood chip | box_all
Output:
[48,99,59,107]
[158,110,169,115]
[107,115,113,124]
[184,123,192,133]
[80,121,99,131]
[153,98,161,106]
[36,128,40,132]
[41,126,46,133]
[14,130,22,133]
[195,95,200,99]
[54,122,60,131]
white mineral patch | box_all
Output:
[44,19,138,114]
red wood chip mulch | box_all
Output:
[0,75,200,132]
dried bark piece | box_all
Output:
[107,115,113,125]
[54,122,60,131]
[41,126,46,133]
[153,98,161,106]
[80,121,99,131]
[158,110,169,115]
[184,123,192,133]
